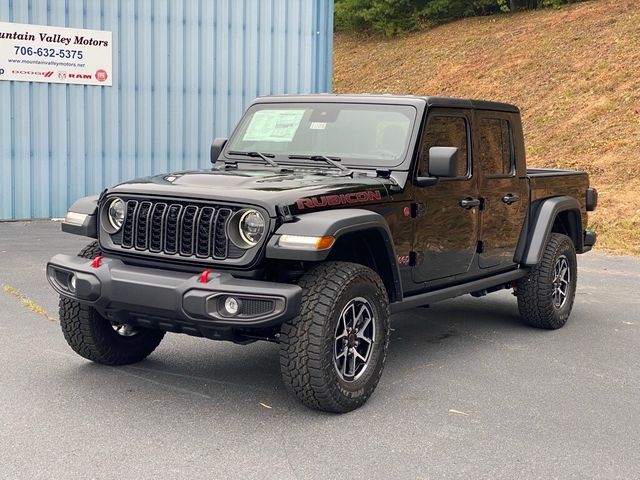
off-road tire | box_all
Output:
[279,262,391,413]
[516,233,577,329]
[58,242,165,365]
[78,240,102,259]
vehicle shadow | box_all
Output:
[68,292,529,416]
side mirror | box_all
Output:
[210,138,228,164]
[428,146,460,178]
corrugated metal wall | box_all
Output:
[0,0,334,220]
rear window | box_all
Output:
[478,118,514,176]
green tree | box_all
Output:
[334,0,584,37]
[334,0,422,37]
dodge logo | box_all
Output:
[12,70,54,77]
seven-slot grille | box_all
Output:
[117,199,237,260]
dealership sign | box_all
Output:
[0,21,112,86]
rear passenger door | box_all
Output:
[475,112,527,269]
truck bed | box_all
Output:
[526,168,589,225]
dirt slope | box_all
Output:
[334,0,640,255]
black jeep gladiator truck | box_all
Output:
[47,94,597,413]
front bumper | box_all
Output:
[46,254,302,337]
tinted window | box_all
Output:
[478,118,513,176]
[420,116,469,178]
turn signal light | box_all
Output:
[277,235,335,250]
[316,236,335,249]
[63,211,88,226]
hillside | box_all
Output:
[334,0,640,255]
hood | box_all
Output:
[107,167,398,217]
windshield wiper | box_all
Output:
[227,150,279,167]
[288,154,349,172]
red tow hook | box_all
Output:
[92,256,104,268]
[199,269,213,283]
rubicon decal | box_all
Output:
[296,190,383,210]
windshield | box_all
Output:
[225,103,417,168]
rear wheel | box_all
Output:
[516,233,577,329]
[279,262,391,413]
[58,242,165,365]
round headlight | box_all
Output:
[238,209,265,247]
[107,198,125,231]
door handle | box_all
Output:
[459,197,481,209]
[502,193,520,205]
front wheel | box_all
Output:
[516,233,577,329]
[59,297,165,365]
[279,262,391,413]
[58,242,165,365]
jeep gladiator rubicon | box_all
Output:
[47,95,597,412]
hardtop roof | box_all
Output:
[253,93,520,114]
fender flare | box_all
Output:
[266,209,402,301]
[61,195,99,238]
[517,196,582,266]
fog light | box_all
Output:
[224,297,240,316]
[68,273,77,293]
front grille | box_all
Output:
[115,199,240,261]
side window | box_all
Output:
[478,118,513,176]
[419,116,469,178]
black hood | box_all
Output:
[107,167,398,217]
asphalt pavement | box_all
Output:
[1,220,639,480]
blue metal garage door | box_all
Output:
[0,0,334,220]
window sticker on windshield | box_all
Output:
[309,122,326,130]
[243,110,305,142]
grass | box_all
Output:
[2,284,56,321]
[334,0,640,255]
